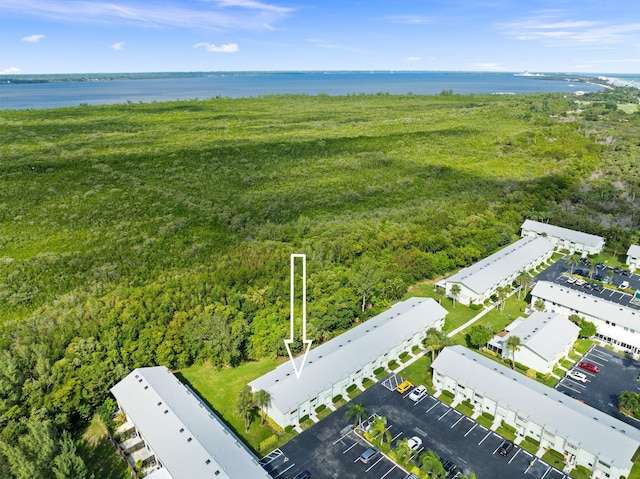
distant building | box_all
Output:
[627,245,640,271]
[249,297,447,428]
[111,366,271,479]
[441,236,554,306]
[432,346,640,479]
[486,311,579,373]
[521,219,605,256]
[530,281,640,354]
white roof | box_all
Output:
[531,281,640,331]
[503,312,579,361]
[627,244,640,258]
[432,346,640,469]
[521,219,605,249]
[111,367,271,479]
[445,236,554,295]
[249,297,447,414]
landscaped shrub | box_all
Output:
[259,434,278,452]
[441,389,455,399]
[332,394,343,403]
[482,412,494,420]
[500,420,516,434]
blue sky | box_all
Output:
[2,0,640,74]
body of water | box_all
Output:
[0,71,619,110]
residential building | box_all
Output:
[111,366,271,479]
[486,311,579,374]
[432,346,640,479]
[627,245,640,271]
[530,281,640,354]
[441,236,554,306]
[249,297,447,428]
[521,219,605,256]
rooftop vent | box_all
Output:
[206,459,211,465]
[179,428,184,433]
[187,437,193,442]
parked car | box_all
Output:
[614,266,622,274]
[622,269,632,276]
[602,276,612,284]
[596,262,604,268]
[498,441,514,456]
[593,285,604,292]
[396,380,413,394]
[566,276,577,284]
[575,279,586,286]
[593,274,603,281]
[359,447,380,464]
[574,269,585,276]
[293,471,311,479]
[441,459,457,476]
[579,362,600,373]
[619,281,630,289]
[409,385,427,402]
[407,436,422,451]
[567,370,588,383]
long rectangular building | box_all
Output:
[432,346,640,479]
[531,280,640,354]
[442,236,554,306]
[249,297,447,428]
[111,366,271,479]
[521,219,605,256]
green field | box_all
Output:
[2,90,640,478]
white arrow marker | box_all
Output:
[284,254,313,379]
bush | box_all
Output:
[441,389,455,399]
[259,434,278,452]
[285,425,294,433]
[500,420,516,434]
[482,412,494,420]
[469,303,483,311]
[332,394,343,403]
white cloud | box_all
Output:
[112,41,125,50]
[471,62,507,71]
[193,42,239,53]
[1,66,20,74]
[22,33,45,42]
[0,0,292,31]
[407,56,421,62]
[502,11,640,46]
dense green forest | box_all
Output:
[0,90,639,477]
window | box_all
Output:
[206,459,211,465]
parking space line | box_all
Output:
[365,456,385,472]
[379,465,396,479]
[479,430,492,445]
[272,463,295,478]
[415,427,427,436]
[438,408,452,421]
[464,423,478,437]
[413,395,429,406]
[508,447,521,464]
[525,457,537,473]
[541,465,553,479]
[391,431,403,442]
[425,402,438,414]
[343,442,357,454]
[451,414,465,428]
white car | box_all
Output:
[407,436,422,451]
[409,385,427,402]
[566,277,577,284]
[619,281,630,289]
[575,279,586,286]
[567,370,588,383]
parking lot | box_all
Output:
[555,344,640,429]
[268,377,567,479]
[536,258,640,310]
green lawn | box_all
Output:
[79,415,131,479]
[542,449,566,470]
[618,103,639,114]
[405,282,477,333]
[480,295,529,333]
[398,354,434,392]
[177,358,290,454]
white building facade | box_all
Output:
[432,346,640,479]
[531,281,640,355]
[442,236,554,306]
[487,312,579,374]
[249,297,447,428]
[111,366,271,479]
[521,219,605,257]
[626,245,640,271]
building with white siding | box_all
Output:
[432,346,640,479]
[111,366,271,479]
[486,311,579,374]
[521,220,605,256]
[530,281,640,354]
[249,297,447,428]
[627,245,640,271]
[441,236,554,306]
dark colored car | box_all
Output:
[498,441,514,456]
[293,471,311,479]
[593,274,603,281]
[596,262,604,268]
[622,269,632,276]
[614,266,622,273]
[579,362,600,373]
[574,269,584,276]
[442,460,457,476]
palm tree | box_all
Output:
[235,385,255,432]
[345,402,367,428]
[393,437,412,466]
[368,415,391,446]
[505,335,522,370]
[533,298,545,312]
[424,327,449,362]
[433,286,445,305]
[420,449,446,478]
[449,284,461,307]
[253,389,271,426]
[515,271,531,300]
[566,255,580,275]
[496,286,508,313]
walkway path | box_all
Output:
[446,302,497,338]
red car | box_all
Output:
[578,362,600,373]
